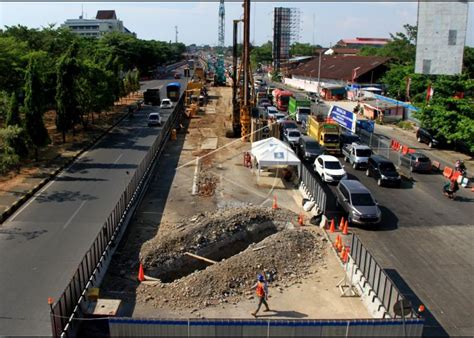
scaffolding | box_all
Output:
[272,7,301,74]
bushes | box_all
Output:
[397,120,415,130]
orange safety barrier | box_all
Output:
[402,145,409,155]
[443,167,453,179]
[408,148,416,154]
[451,171,461,182]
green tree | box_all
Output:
[290,42,318,57]
[24,56,49,160]
[56,41,81,142]
[0,126,22,173]
[463,46,474,78]
[250,41,272,69]
[6,92,21,126]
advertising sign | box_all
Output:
[328,105,356,133]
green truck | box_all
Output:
[288,97,311,123]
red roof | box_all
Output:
[290,55,390,81]
[96,10,117,20]
[339,37,390,45]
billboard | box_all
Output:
[415,1,468,75]
[328,105,356,133]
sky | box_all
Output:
[0,2,473,47]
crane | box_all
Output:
[215,0,226,86]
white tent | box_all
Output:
[251,137,301,178]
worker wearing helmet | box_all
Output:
[250,274,271,317]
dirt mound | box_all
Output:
[137,207,327,312]
[140,206,296,282]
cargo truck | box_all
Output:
[307,115,340,154]
[272,89,293,111]
[288,97,311,123]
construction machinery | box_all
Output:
[215,0,226,86]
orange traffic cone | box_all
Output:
[337,236,343,252]
[343,220,349,235]
[342,247,349,263]
[272,195,278,210]
[298,213,304,226]
[334,235,340,249]
[339,216,345,231]
[138,263,145,282]
[340,245,345,259]
[329,219,336,233]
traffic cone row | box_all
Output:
[329,218,336,233]
[342,220,349,235]
[327,218,349,235]
[339,216,345,231]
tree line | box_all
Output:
[0,25,186,173]
[360,24,473,153]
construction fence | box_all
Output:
[300,164,327,213]
[50,96,185,338]
[108,316,424,337]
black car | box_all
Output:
[416,127,445,148]
[366,155,401,187]
[298,136,326,161]
[339,131,360,150]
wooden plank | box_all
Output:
[184,252,217,264]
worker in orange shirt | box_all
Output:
[250,274,271,317]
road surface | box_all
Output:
[0,78,185,335]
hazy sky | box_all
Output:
[1,2,473,47]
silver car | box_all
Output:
[284,128,301,147]
[335,179,381,225]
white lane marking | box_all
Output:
[113,153,124,164]
[9,179,56,222]
[63,201,87,229]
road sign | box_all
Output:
[328,105,356,133]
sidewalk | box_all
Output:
[0,95,141,223]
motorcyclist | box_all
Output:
[443,178,459,199]
[455,160,466,175]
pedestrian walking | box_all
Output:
[250,274,271,317]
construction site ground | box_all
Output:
[101,86,369,320]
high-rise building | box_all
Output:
[62,10,135,38]
[415,1,468,75]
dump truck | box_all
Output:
[143,88,161,106]
[272,89,293,111]
[288,97,311,123]
[307,115,341,154]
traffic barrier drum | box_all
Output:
[443,167,454,179]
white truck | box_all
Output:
[342,143,373,169]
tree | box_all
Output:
[24,55,49,160]
[0,126,22,173]
[463,46,474,78]
[56,41,81,142]
[250,41,272,69]
[6,92,21,126]
[290,43,318,57]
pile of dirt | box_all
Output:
[137,207,327,312]
[198,170,219,196]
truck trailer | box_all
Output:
[272,89,293,111]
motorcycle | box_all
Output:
[443,181,459,200]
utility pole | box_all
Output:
[175,26,178,43]
[232,19,242,136]
[240,0,252,141]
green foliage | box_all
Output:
[250,41,272,68]
[0,125,25,173]
[6,92,21,127]
[463,47,474,78]
[270,70,282,82]
[55,41,81,138]
[24,55,50,157]
[290,43,318,57]
[397,120,414,130]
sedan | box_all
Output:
[160,99,173,109]
[284,128,301,147]
[314,155,347,183]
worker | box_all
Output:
[250,274,271,317]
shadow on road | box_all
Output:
[36,190,98,203]
[384,269,449,338]
[256,309,308,319]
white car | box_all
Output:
[160,99,173,109]
[314,155,347,183]
[284,128,301,146]
[266,106,279,118]
[147,112,162,127]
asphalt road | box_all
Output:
[299,147,473,337]
[0,77,185,335]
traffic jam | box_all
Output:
[252,75,470,228]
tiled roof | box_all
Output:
[96,10,117,20]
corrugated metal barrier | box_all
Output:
[300,164,327,213]
[109,317,424,337]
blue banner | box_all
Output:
[328,105,356,133]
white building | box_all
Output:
[62,10,135,38]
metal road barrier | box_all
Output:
[358,129,402,167]
[50,95,185,338]
[300,164,327,213]
[350,234,419,319]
